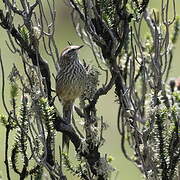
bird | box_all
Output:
[56,45,87,153]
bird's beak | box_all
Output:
[76,45,84,50]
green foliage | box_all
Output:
[144,33,153,52]
[63,152,115,179]
[173,91,180,103]
[98,0,116,27]
[11,95,29,178]
[19,26,29,42]
[11,142,22,175]
[94,157,115,179]
[8,65,20,121]
[172,17,180,44]
[62,153,90,179]
[8,64,21,83]
[96,0,142,27]
[107,155,114,163]
[0,114,8,126]
[30,165,43,180]
[10,95,56,179]
[80,66,100,108]
[0,0,179,179]
[63,153,78,175]
[39,97,55,134]
[10,83,18,99]
[5,63,57,179]
[149,102,180,179]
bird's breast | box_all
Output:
[56,63,86,103]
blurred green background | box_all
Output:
[0,1,179,180]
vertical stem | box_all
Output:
[4,125,11,180]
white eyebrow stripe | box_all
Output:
[62,49,70,56]
[61,45,79,56]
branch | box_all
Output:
[0,50,10,116]
[3,0,23,15]
[54,115,81,150]
[4,116,12,180]
[85,74,116,115]
[0,10,52,100]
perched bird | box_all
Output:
[56,45,87,152]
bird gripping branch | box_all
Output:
[56,45,86,153]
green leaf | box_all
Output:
[0,114,8,126]
[10,83,18,99]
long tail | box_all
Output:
[62,103,73,153]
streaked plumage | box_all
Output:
[56,45,86,152]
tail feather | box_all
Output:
[62,134,70,154]
[62,103,73,153]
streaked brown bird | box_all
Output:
[56,45,87,152]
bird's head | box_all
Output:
[60,45,84,62]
